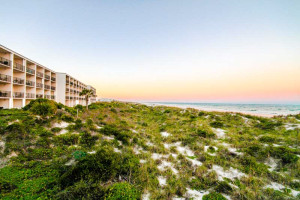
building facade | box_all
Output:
[0,45,96,109]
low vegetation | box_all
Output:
[0,99,299,199]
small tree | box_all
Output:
[79,89,94,110]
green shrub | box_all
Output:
[0,162,60,199]
[197,129,215,138]
[61,114,74,122]
[0,178,17,193]
[210,121,224,128]
[259,136,276,143]
[269,146,299,164]
[245,144,267,158]
[240,156,268,175]
[60,146,140,190]
[64,107,77,115]
[105,182,140,200]
[215,181,232,194]
[110,108,117,113]
[255,119,282,130]
[23,98,57,117]
[85,118,95,129]
[55,134,79,146]
[51,127,62,133]
[73,150,87,160]
[203,192,227,200]
[55,180,105,200]
[79,132,98,147]
[198,111,205,116]
[88,103,103,110]
[100,125,131,144]
[74,104,84,111]
[208,146,216,153]
[67,119,83,132]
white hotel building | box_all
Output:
[0,45,96,109]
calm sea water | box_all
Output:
[143,102,300,116]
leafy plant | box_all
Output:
[23,98,57,117]
[203,192,227,200]
[105,182,140,200]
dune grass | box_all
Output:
[0,100,299,199]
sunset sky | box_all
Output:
[0,0,299,104]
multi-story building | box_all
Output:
[0,45,96,109]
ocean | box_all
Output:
[143,102,300,117]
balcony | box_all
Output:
[70,82,74,86]
[13,92,24,98]
[36,94,43,98]
[26,80,35,87]
[44,85,50,90]
[70,89,73,93]
[0,57,11,67]
[51,77,56,82]
[66,80,69,85]
[26,67,35,75]
[36,83,43,88]
[66,88,69,92]
[0,90,11,98]
[44,74,50,80]
[51,95,55,100]
[51,86,56,91]
[45,95,51,99]
[26,93,35,99]
[36,72,44,78]
[13,77,25,85]
[13,63,25,72]
[66,96,70,99]
[0,73,11,83]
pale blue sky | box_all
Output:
[0,0,299,103]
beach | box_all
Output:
[143,102,300,117]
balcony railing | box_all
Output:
[26,93,35,99]
[45,95,51,99]
[36,94,43,98]
[70,82,74,86]
[44,74,50,80]
[51,77,56,82]
[44,85,50,90]
[70,97,73,100]
[66,88,69,92]
[0,90,11,98]
[51,95,55,100]
[51,86,56,91]
[0,73,11,83]
[66,96,70,99]
[26,67,35,75]
[0,57,11,67]
[36,82,43,88]
[13,77,25,85]
[36,72,44,78]
[26,80,35,87]
[13,92,24,98]
[66,80,69,85]
[13,63,25,72]
[70,89,73,93]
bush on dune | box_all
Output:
[59,145,140,189]
[203,192,227,200]
[105,182,140,200]
[254,118,282,130]
[210,121,224,128]
[23,98,57,117]
[100,125,131,145]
